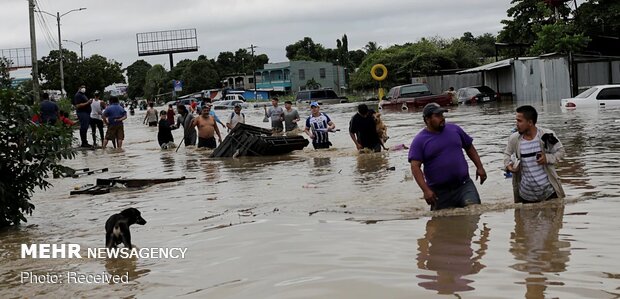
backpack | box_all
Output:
[230,112,245,122]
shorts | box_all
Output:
[198,137,217,149]
[148,121,158,127]
[430,177,481,211]
[312,141,332,149]
[363,143,382,153]
[105,125,124,141]
[520,192,558,204]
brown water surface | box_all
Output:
[1,101,620,298]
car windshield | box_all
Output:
[575,87,598,98]
[400,85,429,96]
[458,88,478,98]
[475,86,495,94]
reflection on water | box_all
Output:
[510,204,569,299]
[354,153,389,188]
[416,214,489,294]
[104,257,150,283]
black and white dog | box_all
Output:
[105,208,147,249]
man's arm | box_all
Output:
[410,160,437,206]
[349,132,362,150]
[465,144,487,184]
[214,119,222,142]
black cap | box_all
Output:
[423,103,447,118]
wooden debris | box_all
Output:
[96,176,189,188]
[211,123,309,158]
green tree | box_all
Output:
[305,78,321,90]
[0,57,11,88]
[364,41,381,54]
[75,54,125,95]
[143,64,167,100]
[216,52,236,76]
[529,23,590,55]
[182,59,220,92]
[126,60,152,100]
[0,89,75,227]
[38,50,124,97]
[285,37,326,61]
[498,0,571,55]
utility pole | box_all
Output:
[38,8,86,98]
[64,39,100,60]
[247,44,258,100]
[55,12,67,97]
[28,0,39,98]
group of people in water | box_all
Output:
[34,87,565,212]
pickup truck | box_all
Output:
[380,83,452,111]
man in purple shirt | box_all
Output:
[408,103,487,210]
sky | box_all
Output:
[1,0,515,78]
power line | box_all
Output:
[34,0,58,50]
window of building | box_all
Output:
[299,69,305,81]
[248,78,254,84]
[319,68,326,78]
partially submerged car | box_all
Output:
[211,99,249,110]
[560,85,620,109]
[456,86,499,104]
[380,83,451,111]
[295,89,348,105]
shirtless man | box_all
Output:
[191,104,222,149]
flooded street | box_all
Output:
[2,101,620,298]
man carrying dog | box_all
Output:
[504,105,565,203]
[349,103,385,152]
[191,103,222,149]
[408,103,487,210]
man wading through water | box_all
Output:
[191,103,222,149]
[408,103,487,211]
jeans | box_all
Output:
[76,111,91,145]
[430,177,481,211]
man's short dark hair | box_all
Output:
[516,105,538,124]
[177,104,187,114]
[41,92,49,100]
[110,96,119,103]
[358,103,369,115]
[272,97,279,101]
[284,100,292,105]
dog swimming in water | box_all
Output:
[105,207,147,249]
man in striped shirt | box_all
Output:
[304,102,336,149]
[504,105,565,203]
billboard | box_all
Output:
[0,47,32,70]
[136,29,198,56]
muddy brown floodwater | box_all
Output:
[1,101,620,298]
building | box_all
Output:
[255,60,347,93]
[221,74,255,90]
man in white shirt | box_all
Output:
[89,91,105,147]
[226,104,245,131]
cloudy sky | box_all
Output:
[2,0,515,75]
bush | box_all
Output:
[0,89,75,228]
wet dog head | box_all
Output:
[120,208,147,225]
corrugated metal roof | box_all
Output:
[457,58,516,74]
